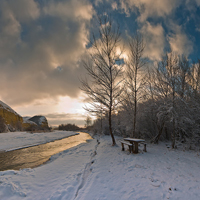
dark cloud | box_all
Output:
[0,0,93,106]
[0,0,199,110]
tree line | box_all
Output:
[58,123,81,131]
[81,14,200,149]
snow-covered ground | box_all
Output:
[0,131,78,152]
[0,132,200,200]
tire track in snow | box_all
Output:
[74,138,100,199]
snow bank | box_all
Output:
[0,134,200,199]
[0,131,78,152]
[0,139,96,200]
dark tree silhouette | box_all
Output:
[81,14,124,145]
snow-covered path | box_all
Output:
[0,132,200,200]
[75,137,200,200]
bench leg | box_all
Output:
[143,144,147,152]
[121,143,125,151]
[131,145,134,153]
[128,146,132,153]
[134,143,139,153]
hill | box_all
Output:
[0,100,49,132]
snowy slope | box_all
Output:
[0,133,200,200]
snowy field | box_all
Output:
[0,131,78,152]
[0,132,200,200]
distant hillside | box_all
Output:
[28,115,49,130]
[0,100,23,131]
[22,117,38,131]
[0,100,49,132]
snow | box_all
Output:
[0,131,78,152]
[38,116,46,124]
[0,132,200,200]
[22,117,34,124]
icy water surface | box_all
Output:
[0,132,93,171]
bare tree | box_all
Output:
[80,14,124,145]
[151,52,180,147]
[177,55,190,98]
[123,33,146,138]
[85,115,92,128]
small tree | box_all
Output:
[85,115,92,128]
[81,14,124,145]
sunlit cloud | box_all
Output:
[43,0,93,21]
[140,22,165,60]
[119,0,180,22]
[45,113,86,127]
[167,23,193,56]
[13,95,87,126]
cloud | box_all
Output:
[43,0,93,21]
[0,0,197,111]
[117,0,194,59]
[46,113,85,120]
[140,22,165,60]
[167,23,193,56]
[194,0,200,6]
[111,2,118,10]
[120,0,181,22]
[6,0,40,22]
[45,113,86,126]
[0,0,94,106]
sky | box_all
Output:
[0,0,200,127]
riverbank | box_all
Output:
[0,131,78,152]
[0,133,200,199]
[0,132,93,171]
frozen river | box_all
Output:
[0,132,93,171]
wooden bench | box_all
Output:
[140,142,147,152]
[120,140,133,153]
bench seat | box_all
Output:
[120,140,133,153]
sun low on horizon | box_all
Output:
[9,96,88,127]
[0,0,200,127]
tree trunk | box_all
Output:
[152,122,164,144]
[109,106,116,145]
[165,127,169,140]
[172,87,176,148]
[172,117,176,148]
[132,66,138,138]
[132,102,136,138]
